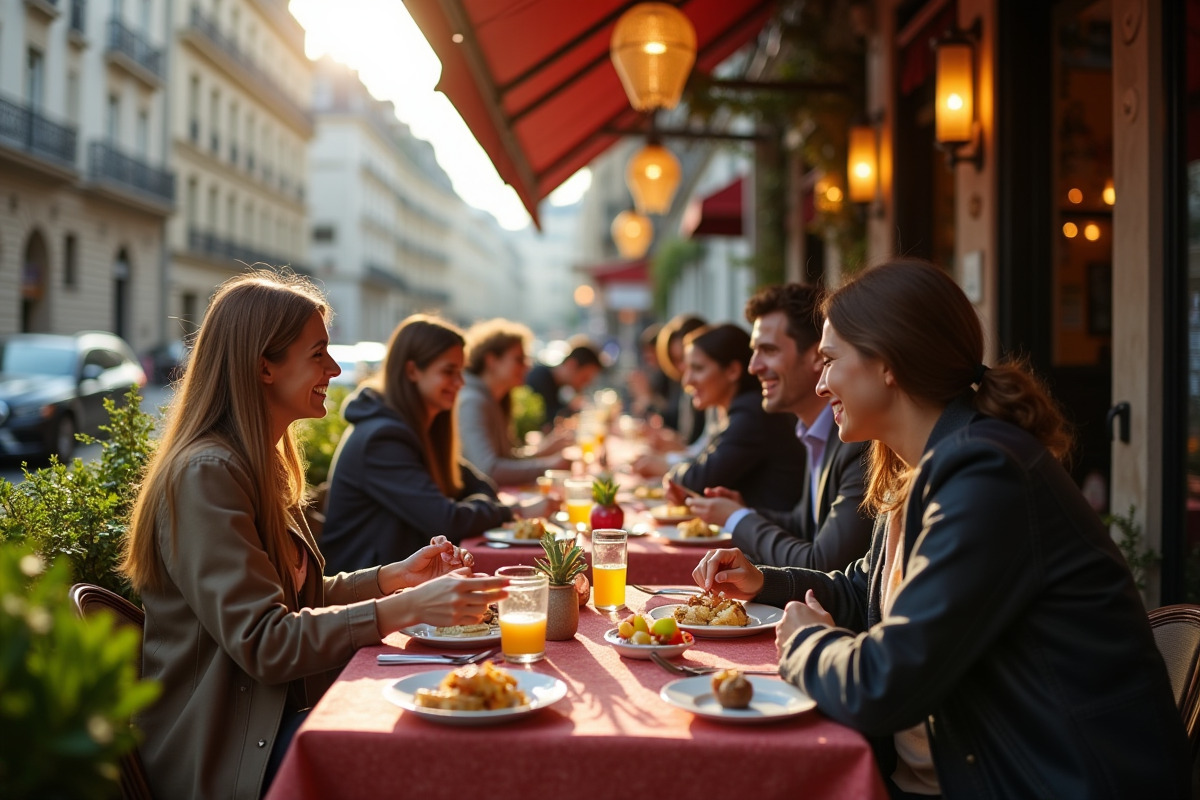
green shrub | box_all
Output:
[511,385,546,443]
[296,384,352,487]
[1104,504,1159,592]
[0,389,155,603]
[0,542,160,798]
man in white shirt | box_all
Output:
[686,284,874,569]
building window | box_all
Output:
[26,48,44,110]
[137,109,149,155]
[66,70,80,125]
[189,74,200,143]
[229,101,239,165]
[63,234,78,288]
[186,177,199,226]
[313,225,336,242]
[107,94,120,143]
[209,89,220,154]
[181,292,197,331]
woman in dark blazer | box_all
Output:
[321,315,552,574]
[664,323,805,513]
[694,261,1188,799]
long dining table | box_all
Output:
[264,587,888,800]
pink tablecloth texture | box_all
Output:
[265,589,887,800]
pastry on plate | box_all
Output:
[672,592,750,627]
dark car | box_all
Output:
[141,339,188,384]
[0,331,147,461]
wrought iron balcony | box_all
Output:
[0,93,77,170]
[88,141,174,205]
[186,226,305,272]
[106,17,163,84]
[186,6,312,136]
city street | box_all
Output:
[0,384,172,485]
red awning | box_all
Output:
[683,175,745,237]
[403,0,776,227]
[586,259,648,286]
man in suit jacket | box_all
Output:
[687,284,875,570]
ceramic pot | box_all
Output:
[546,583,580,640]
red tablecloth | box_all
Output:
[265,589,887,800]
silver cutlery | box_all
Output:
[629,584,702,596]
[649,650,778,677]
[377,647,498,666]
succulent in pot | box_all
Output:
[534,532,588,639]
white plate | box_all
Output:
[401,623,501,648]
[482,519,567,545]
[659,675,816,724]
[384,669,568,726]
[648,602,784,639]
[602,627,696,659]
[650,505,696,524]
[653,526,732,546]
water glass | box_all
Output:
[496,566,548,663]
[591,528,627,611]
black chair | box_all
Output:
[69,583,154,800]
[1149,603,1200,795]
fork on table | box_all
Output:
[376,647,498,666]
[649,650,779,677]
[629,583,701,596]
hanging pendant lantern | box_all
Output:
[611,210,653,259]
[626,142,681,214]
[610,3,696,111]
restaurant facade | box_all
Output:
[402,0,1197,605]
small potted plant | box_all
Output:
[589,477,625,530]
[534,532,588,640]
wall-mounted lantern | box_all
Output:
[934,19,983,170]
[847,124,879,204]
[610,3,696,112]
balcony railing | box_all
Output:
[88,141,174,204]
[187,6,312,134]
[0,94,77,168]
[186,227,303,271]
[107,18,163,80]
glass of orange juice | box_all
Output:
[564,477,593,529]
[496,566,548,663]
[591,529,627,611]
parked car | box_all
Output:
[141,339,189,384]
[0,331,147,461]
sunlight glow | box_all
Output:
[289,0,532,230]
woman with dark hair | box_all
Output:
[123,276,505,800]
[694,260,1188,798]
[662,323,806,512]
[321,314,555,573]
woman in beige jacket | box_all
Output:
[122,271,506,800]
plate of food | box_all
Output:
[483,517,567,545]
[659,673,816,724]
[383,662,567,726]
[649,504,696,524]
[603,612,695,659]
[647,593,784,639]
[402,605,500,648]
[653,518,732,546]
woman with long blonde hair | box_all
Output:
[123,271,505,800]
[321,314,554,573]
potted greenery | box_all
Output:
[534,532,587,640]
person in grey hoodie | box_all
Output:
[322,315,554,573]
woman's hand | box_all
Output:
[776,590,833,658]
[692,547,763,600]
[686,494,743,527]
[379,536,475,593]
[376,571,508,633]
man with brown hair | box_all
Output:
[686,284,874,569]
